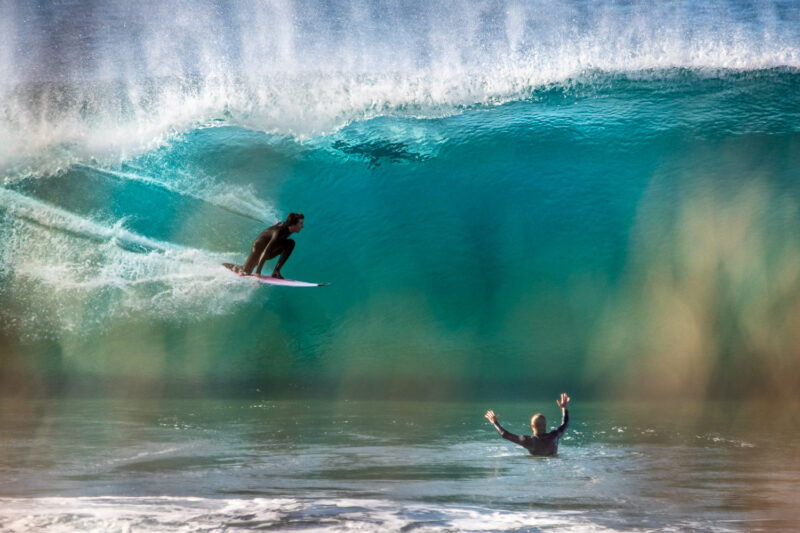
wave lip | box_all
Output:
[3,66,799,179]
[2,0,800,175]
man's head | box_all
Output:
[531,414,546,436]
[285,212,304,233]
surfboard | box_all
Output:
[222,263,327,287]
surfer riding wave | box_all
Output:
[232,212,304,279]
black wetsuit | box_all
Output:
[491,410,569,456]
[241,222,295,276]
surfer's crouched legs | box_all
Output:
[241,238,294,277]
[268,238,295,278]
[241,239,266,275]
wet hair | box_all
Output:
[285,213,304,227]
[531,414,546,435]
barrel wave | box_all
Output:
[2,0,800,400]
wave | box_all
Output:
[1,65,797,339]
[2,0,799,177]
[2,1,800,399]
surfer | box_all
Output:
[484,392,570,456]
[235,213,304,279]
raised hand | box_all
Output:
[556,393,570,409]
[484,410,498,424]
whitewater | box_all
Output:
[1,0,800,531]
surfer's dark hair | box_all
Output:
[285,213,304,226]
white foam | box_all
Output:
[0,187,179,254]
[0,187,257,334]
[0,496,617,532]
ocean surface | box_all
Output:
[1,0,800,530]
[2,399,799,532]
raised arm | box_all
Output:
[555,393,570,435]
[484,410,526,445]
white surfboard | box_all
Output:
[222,263,327,287]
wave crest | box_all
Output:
[2,0,799,177]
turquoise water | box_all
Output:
[2,0,800,530]
[3,71,800,399]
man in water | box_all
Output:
[236,212,304,279]
[484,393,570,456]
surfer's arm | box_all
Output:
[556,409,569,436]
[485,410,525,445]
[555,393,570,436]
[496,423,525,445]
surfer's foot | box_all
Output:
[271,271,284,280]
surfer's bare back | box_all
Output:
[485,393,570,456]
[234,212,304,279]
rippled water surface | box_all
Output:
[1,399,798,531]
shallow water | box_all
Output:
[1,399,798,531]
